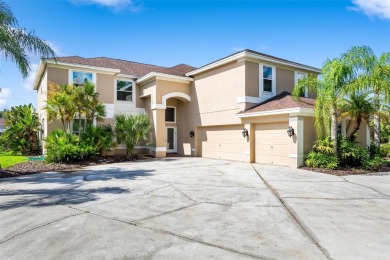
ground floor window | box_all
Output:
[72,119,86,135]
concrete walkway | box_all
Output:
[0,158,389,259]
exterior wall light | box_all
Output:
[242,128,248,138]
[189,130,195,138]
[287,126,295,137]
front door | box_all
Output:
[166,127,177,153]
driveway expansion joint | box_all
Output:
[0,212,85,245]
[251,164,334,260]
[341,177,390,198]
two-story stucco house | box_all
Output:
[33,49,369,168]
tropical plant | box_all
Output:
[0,1,56,78]
[339,92,374,142]
[305,151,339,169]
[342,46,390,147]
[2,104,41,155]
[114,113,152,156]
[337,136,368,167]
[45,129,97,162]
[45,83,75,131]
[293,58,354,152]
[80,125,116,155]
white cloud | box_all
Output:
[351,0,390,20]
[22,63,38,91]
[70,0,140,11]
[0,88,12,110]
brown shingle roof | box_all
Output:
[239,92,315,114]
[53,56,196,78]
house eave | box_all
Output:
[237,107,314,118]
[136,72,193,85]
[186,50,321,77]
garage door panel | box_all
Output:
[255,122,290,166]
[199,125,246,162]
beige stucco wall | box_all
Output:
[47,67,68,85]
[155,79,190,104]
[303,116,316,153]
[245,61,259,97]
[96,74,114,103]
[276,67,295,94]
[346,120,368,147]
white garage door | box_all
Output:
[198,125,247,162]
[255,122,290,166]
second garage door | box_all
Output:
[198,125,247,162]
[255,122,290,166]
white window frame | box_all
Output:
[68,69,96,86]
[116,79,134,103]
[294,71,308,98]
[165,106,176,123]
[259,64,276,98]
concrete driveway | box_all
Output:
[0,158,389,260]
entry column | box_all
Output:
[151,108,167,158]
[288,116,304,167]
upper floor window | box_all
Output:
[117,80,133,102]
[263,66,273,92]
[295,72,308,97]
[165,107,175,123]
[73,71,93,86]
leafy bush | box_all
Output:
[114,113,152,156]
[80,125,116,155]
[305,151,339,169]
[312,137,335,154]
[45,129,97,162]
[337,136,368,166]
[380,143,390,157]
[362,156,385,171]
[2,104,41,155]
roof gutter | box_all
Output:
[237,107,314,118]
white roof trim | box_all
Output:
[186,50,321,76]
[136,72,193,84]
[237,107,314,118]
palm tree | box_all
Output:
[342,46,390,147]
[114,113,152,156]
[0,1,56,78]
[83,82,105,125]
[44,84,75,131]
[339,92,374,142]
[293,58,354,152]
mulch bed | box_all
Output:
[301,166,390,176]
[0,155,152,179]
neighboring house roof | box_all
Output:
[52,56,195,78]
[0,118,4,125]
[239,91,315,115]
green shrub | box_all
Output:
[380,143,390,157]
[80,125,116,155]
[337,136,368,167]
[362,156,385,171]
[45,129,97,163]
[313,137,335,154]
[305,151,339,169]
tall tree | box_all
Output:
[0,1,56,78]
[293,58,354,152]
[342,46,390,146]
[339,92,374,142]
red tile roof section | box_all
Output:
[53,56,196,78]
[239,92,315,114]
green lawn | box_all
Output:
[0,151,28,169]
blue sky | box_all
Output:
[0,0,389,109]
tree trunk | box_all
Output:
[331,109,338,154]
[374,112,380,146]
[348,115,362,142]
[373,93,381,147]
